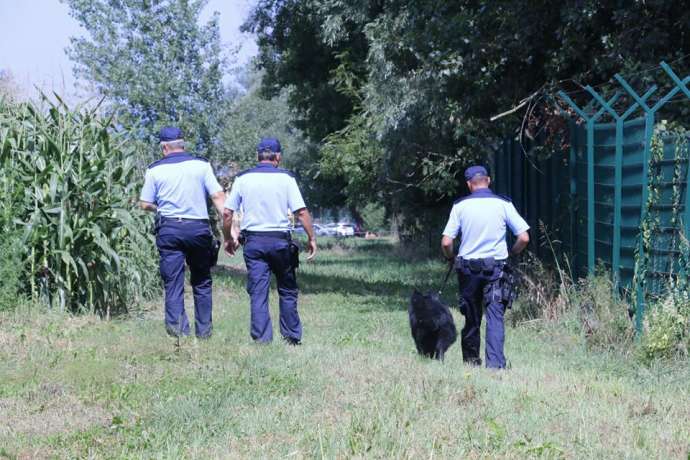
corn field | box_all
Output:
[0,96,158,315]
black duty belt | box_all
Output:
[241,230,291,240]
[459,257,507,272]
[161,216,209,223]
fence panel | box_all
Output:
[492,60,690,331]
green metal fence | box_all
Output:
[492,61,690,331]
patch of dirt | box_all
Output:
[0,383,110,439]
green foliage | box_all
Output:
[64,0,227,159]
[511,252,634,353]
[640,293,690,362]
[0,97,158,315]
[0,232,23,311]
[218,70,311,173]
[246,0,690,234]
[360,202,386,232]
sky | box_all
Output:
[0,0,258,102]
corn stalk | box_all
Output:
[0,96,158,315]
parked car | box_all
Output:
[335,222,355,237]
[313,223,336,236]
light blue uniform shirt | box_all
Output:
[225,163,306,232]
[140,152,222,219]
[442,188,529,260]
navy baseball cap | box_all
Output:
[159,126,183,142]
[464,165,489,181]
[257,137,282,153]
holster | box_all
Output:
[289,241,300,269]
[153,213,163,235]
[210,239,221,267]
[499,263,518,309]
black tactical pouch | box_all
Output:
[210,239,221,267]
[289,241,300,269]
[500,265,518,309]
[458,295,469,316]
[153,213,163,235]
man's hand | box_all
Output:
[441,235,455,262]
[305,237,317,261]
[294,208,317,261]
[224,238,239,256]
[139,200,157,213]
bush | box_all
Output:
[640,293,690,362]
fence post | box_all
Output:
[568,119,578,264]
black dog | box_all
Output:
[409,290,458,361]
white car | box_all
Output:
[313,223,336,236]
[335,222,355,237]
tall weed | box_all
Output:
[511,255,634,352]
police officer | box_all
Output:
[139,126,226,338]
[222,138,316,344]
[441,165,530,368]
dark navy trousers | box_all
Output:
[457,261,507,368]
[242,234,301,343]
[156,219,214,338]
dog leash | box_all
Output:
[438,262,455,295]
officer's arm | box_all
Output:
[294,208,317,260]
[441,235,455,261]
[210,191,226,219]
[221,208,240,256]
[139,201,157,212]
[511,231,530,256]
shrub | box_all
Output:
[639,293,690,362]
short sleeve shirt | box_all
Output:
[225,163,306,232]
[140,152,222,219]
[442,188,529,260]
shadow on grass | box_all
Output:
[212,240,456,311]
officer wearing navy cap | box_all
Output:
[441,165,530,368]
[222,137,316,345]
[139,126,226,338]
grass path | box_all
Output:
[1,239,688,459]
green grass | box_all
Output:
[1,239,688,459]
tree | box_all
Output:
[246,0,690,237]
[0,69,21,102]
[64,0,227,160]
[218,67,348,213]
